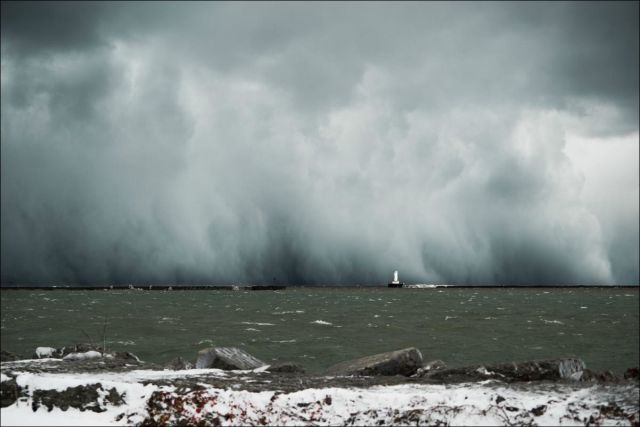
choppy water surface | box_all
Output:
[1,287,637,373]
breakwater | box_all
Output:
[0,285,287,291]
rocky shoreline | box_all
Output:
[1,345,639,426]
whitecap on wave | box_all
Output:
[542,319,564,325]
[241,322,275,326]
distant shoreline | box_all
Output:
[0,284,637,290]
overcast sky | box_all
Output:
[1,1,638,285]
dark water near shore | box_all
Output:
[1,287,638,373]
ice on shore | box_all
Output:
[62,351,103,361]
[34,347,56,359]
[1,365,638,426]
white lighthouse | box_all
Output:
[388,270,403,288]
[392,270,399,284]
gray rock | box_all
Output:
[580,368,619,383]
[268,362,305,374]
[557,358,586,379]
[195,347,266,370]
[425,358,586,383]
[113,352,141,363]
[413,359,447,377]
[624,367,639,379]
[424,359,447,371]
[0,376,22,408]
[325,347,423,377]
[166,357,193,370]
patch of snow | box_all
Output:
[63,351,103,361]
[1,369,637,426]
[2,405,123,426]
[1,358,60,365]
[311,320,333,325]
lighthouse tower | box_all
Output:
[388,270,404,288]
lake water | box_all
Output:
[1,287,638,373]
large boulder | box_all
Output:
[268,362,306,374]
[195,347,266,370]
[325,347,423,377]
[425,358,586,383]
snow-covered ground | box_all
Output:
[1,363,638,426]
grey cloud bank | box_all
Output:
[1,2,638,285]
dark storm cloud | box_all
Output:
[1,2,638,285]
[0,1,112,55]
[534,1,639,133]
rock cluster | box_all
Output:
[2,343,143,365]
[3,344,638,386]
[195,347,266,370]
[422,358,588,383]
[31,383,125,413]
[325,347,423,377]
